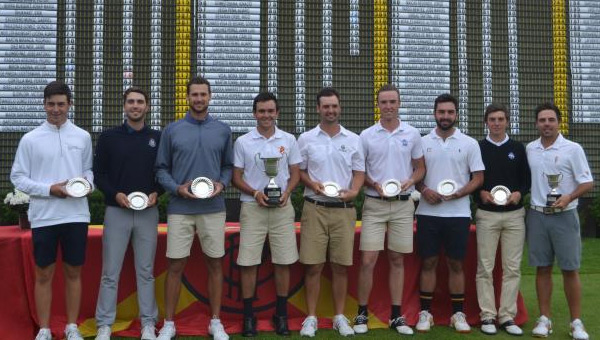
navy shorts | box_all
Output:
[31,223,88,267]
[416,215,470,260]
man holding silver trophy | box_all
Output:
[353,84,425,336]
[232,92,301,337]
[474,103,530,336]
[414,93,484,333]
[526,103,593,340]
[297,87,365,337]
[93,87,162,340]
[155,76,233,340]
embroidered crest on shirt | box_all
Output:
[401,139,408,146]
[279,146,285,154]
[149,138,156,147]
[508,152,515,160]
[339,145,347,152]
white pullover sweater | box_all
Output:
[10,120,93,228]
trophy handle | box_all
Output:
[558,173,563,182]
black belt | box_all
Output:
[366,194,410,201]
[304,197,354,208]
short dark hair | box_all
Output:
[377,84,400,102]
[123,86,149,104]
[253,92,279,112]
[187,76,211,95]
[433,93,458,112]
[316,87,340,106]
[484,103,509,121]
[44,81,72,103]
[534,102,561,121]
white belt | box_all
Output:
[530,205,575,215]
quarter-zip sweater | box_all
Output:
[155,113,233,214]
[93,122,163,207]
[10,120,94,228]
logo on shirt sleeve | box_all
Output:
[508,152,515,160]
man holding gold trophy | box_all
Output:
[526,103,593,340]
[232,92,301,337]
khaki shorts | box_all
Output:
[299,201,356,266]
[360,197,414,253]
[237,201,298,266]
[166,211,226,259]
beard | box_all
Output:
[126,113,145,123]
[436,118,456,131]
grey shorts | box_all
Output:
[526,209,581,270]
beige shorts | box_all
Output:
[360,197,414,253]
[166,211,226,259]
[237,201,298,266]
[299,201,357,266]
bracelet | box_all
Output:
[253,190,260,199]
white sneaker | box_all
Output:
[300,316,318,337]
[333,314,355,337]
[480,319,497,335]
[208,318,229,340]
[65,323,83,340]
[416,310,434,332]
[450,312,471,333]
[95,325,111,340]
[35,328,52,340]
[157,321,176,340]
[141,324,157,340]
[532,315,553,338]
[500,319,523,336]
[570,319,589,340]
[390,316,414,335]
[352,313,368,334]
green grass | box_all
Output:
[102,238,600,340]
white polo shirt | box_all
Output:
[360,120,423,196]
[298,124,365,201]
[526,134,593,210]
[234,127,302,202]
[416,128,485,217]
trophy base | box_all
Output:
[265,187,282,207]
[546,193,562,207]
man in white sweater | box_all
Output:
[10,81,93,340]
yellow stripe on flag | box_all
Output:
[288,275,387,329]
[175,0,191,120]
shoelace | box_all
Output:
[418,312,430,323]
[159,324,175,335]
[335,316,352,330]
[453,312,467,323]
[66,329,82,340]
[354,314,368,324]
[35,329,51,340]
[98,327,111,336]
[390,317,407,327]
[302,317,317,327]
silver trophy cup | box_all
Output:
[544,172,563,206]
[256,153,283,207]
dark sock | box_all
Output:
[243,298,254,318]
[275,295,288,317]
[450,293,465,314]
[357,304,368,316]
[420,291,433,311]
[391,305,401,319]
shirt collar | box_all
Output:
[317,124,348,137]
[250,126,282,140]
[123,121,148,134]
[43,120,71,131]
[184,111,213,125]
[375,120,404,134]
[429,127,461,140]
[533,133,564,150]
[486,134,509,146]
